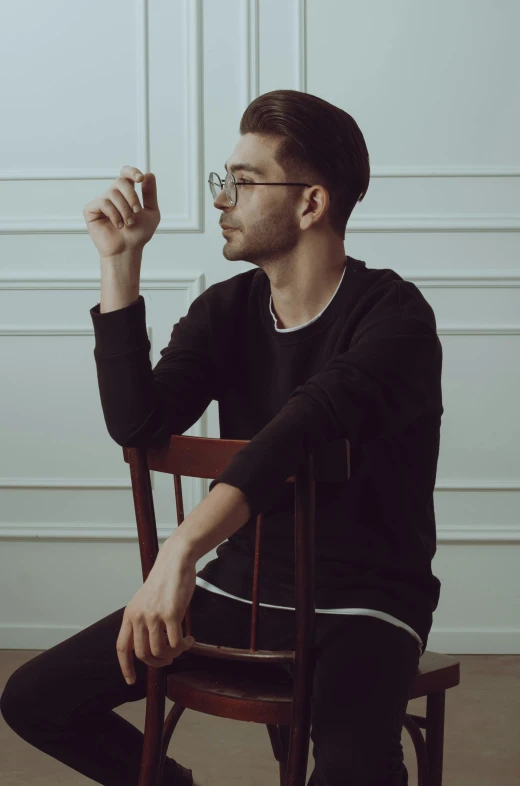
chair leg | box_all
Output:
[138,667,188,786]
[138,668,168,786]
[425,691,446,786]
[267,724,283,761]
[278,725,290,786]
[156,703,188,786]
[266,724,291,786]
[403,713,430,786]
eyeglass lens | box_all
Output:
[209,173,236,205]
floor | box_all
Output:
[0,651,518,785]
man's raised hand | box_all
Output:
[83,165,161,259]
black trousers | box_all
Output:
[1,583,420,786]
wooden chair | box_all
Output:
[123,434,460,786]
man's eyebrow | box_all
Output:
[224,162,266,176]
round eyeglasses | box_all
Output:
[208,171,317,207]
[208,172,239,206]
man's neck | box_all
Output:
[269,255,347,329]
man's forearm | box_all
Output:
[166,482,253,563]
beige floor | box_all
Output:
[0,651,518,785]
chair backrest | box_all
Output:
[123,435,350,683]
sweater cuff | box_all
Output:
[207,440,301,518]
[90,294,149,356]
[208,462,283,519]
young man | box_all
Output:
[1,91,443,786]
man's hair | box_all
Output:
[239,89,370,240]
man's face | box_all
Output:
[214,133,304,266]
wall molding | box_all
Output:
[0,0,203,233]
[1,272,518,535]
[0,169,141,181]
[1,212,518,234]
[1,619,517,652]
[240,0,259,105]
[0,271,203,296]
[400,271,520,288]
[0,272,206,497]
[2,273,519,290]
[435,480,520,490]
[292,2,520,232]
[295,4,520,180]
[371,165,520,178]
[348,214,520,232]
[0,522,519,544]
[0,478,138,490]
[0,523,195,542]
[0,0,149,182]
[436,524,520,543]
[434,322,520,493]
[3,1,516,234]
[437,326,520,335]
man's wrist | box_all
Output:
[163,529,198,562]
[166,482,253,563]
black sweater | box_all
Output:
[90,255,443,653]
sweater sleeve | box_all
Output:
[209,281,443,516]
[90,293,216,447]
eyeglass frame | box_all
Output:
[208,171,332,206]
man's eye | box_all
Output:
[238,178,252,184]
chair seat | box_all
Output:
[166,650,460,725]
[166,658,295,725]
[410,651,460,699]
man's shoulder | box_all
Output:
[197,268,263,316]
[353,263,437,328]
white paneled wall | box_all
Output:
[0,0,518,653]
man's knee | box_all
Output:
[0,657,50,735]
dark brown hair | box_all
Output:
[239,89,370,239]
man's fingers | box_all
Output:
[118,166,158,213]
[141,172,159,211]
[116,616,136,685]
[148,622,170,658]
[120,165,144,183]
[108,188,139,227]
[148,621,185,659]
[164,621,195,658]
[118,614,195,684]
